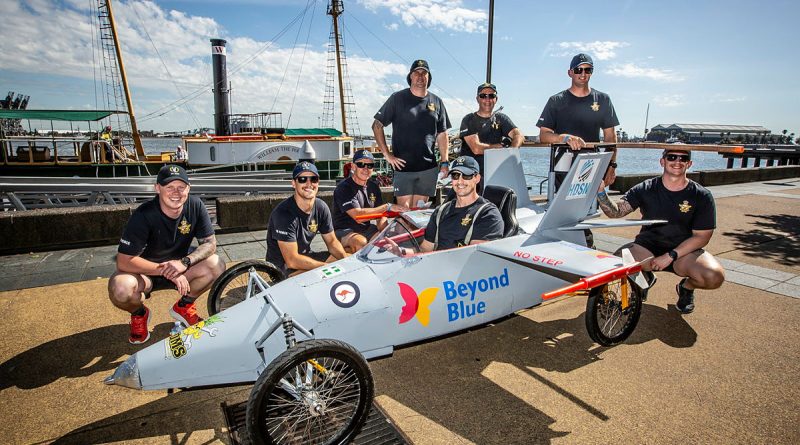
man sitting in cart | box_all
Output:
[333,149,409,253]
[595,148,725,314]
[266,161,348,276]
[418,156,504,252]
[108,165,226,344]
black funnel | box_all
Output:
[211,39,230,136]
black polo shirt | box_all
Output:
[536,88,619,142]
[266,196,334,270]
[333,176,384,233]
[118,195,213,263]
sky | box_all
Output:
[1,0,798,138]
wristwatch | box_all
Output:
[562,134,570,144]
[181,256,192,268]
[667,250,678,261]
[439,161,449,168]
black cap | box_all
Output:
[292,161,319,179]
[406,59,432,87]
[157,164,190,186]
[477,82,497,94]
[450,156,480,175]
[570,53,594,70]
[352,149,375,162]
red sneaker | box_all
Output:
[170,300,202,327]
[129,306,151,344]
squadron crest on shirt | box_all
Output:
[308,219,318,233]
[591,101,600,112]
[369,192,376,203]
[427,103,436,112]
[460,214,473,226]
[178,218,191,235]
[679,200,692,213]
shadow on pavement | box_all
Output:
[723,213,800,267]
[369,303,695,444]
[1,322,176,391]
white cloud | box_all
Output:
[385,22,399,31]
[547,41,629,60]
[357,0,487,33]
[0,0,407,132]
[652,94,686,107]
[607,63,684,82]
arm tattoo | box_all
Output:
[188,235,217,263]
[597,194,634,218]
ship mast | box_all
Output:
[328,0,348,135]
[102,0,145,158]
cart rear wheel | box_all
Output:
[246,339,373,445]
[585,278,643,346]
[207,260,284,315]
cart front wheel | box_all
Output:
[246,339,373,445]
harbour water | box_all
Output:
[144,137,729,186]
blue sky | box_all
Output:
[2,0,798,138]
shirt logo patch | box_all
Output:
[178,218,191,235]
[427,103,436,112]
[461,214,473,226]
[308,219,318,233]
[591,102,600,112]
[369,193,376,203]
[679,200,692,213]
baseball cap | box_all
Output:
[406,59,432,86]
[157,164,190,186]
[352,149,375,162]
[662,148,691,159]
[477,82,497,94]
[570,53,594,70]
[450,156,480,175]
[292,161,319,179]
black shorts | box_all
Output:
[634,241,705,274]
[335,225,380,242]
[284,251,331,276]
[145,275,176,297]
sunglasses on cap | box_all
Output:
[450,171,476,180]
[663,154,691,162]
[295,175,320,184]
[478,93,497,99]
[572,67,593,74]
[354,161,374,169]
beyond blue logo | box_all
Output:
[443,268,509,321]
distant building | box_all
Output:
[647,124,771,143]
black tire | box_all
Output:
[246,339,374,445]
[207,260,284,315]
[585,277,643,346]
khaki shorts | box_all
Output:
[392,167,438,197]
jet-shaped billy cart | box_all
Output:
[106,149,664,445]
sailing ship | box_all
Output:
[0,0,174,177]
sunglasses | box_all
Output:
[478,93,497,99]
[664,154,691,162]
[572,67,593,74]
[354,162,374,169]
[450,171,475,180]
[295,175,320,184]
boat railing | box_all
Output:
[1,135,145,166]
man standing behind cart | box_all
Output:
[537,53,619,189]
[372,59,451,208]
[108,165,226,344]
[333,149,410,252]
[459,82,524,191]
[266,161,348,277]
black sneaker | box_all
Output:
[676,278,695,314]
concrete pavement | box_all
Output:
[1,177,798,444]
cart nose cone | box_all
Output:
[104,354,142,389]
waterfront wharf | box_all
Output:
[721,144,800,168]
[1,177,798,444]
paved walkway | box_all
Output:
[1,177,798,444]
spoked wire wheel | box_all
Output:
[207,260,284,315]
[585,277,643,346]
[246,339,373,445]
